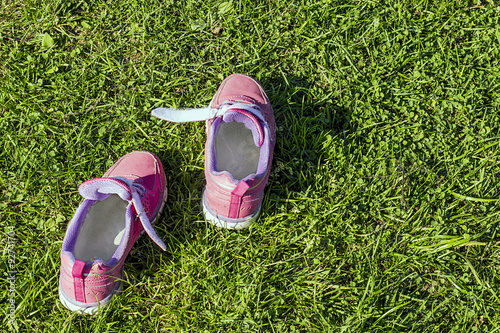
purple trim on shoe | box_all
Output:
[251,125,271,178]
[109,203,134,265]
[62,175,166,269]
[61,199,95,257]
[79,178,132,201]
[222,110,264,146]
[206,113,271,184]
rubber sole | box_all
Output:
[202,189,261,230]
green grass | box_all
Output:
[1,0,500,331]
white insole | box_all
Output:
[215,122,260,180]
[73,195,127,262]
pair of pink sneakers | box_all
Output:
[59,74,276,313]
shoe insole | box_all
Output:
[215,122,260,180]
[73,194,127,262]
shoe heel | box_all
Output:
[201,189,261,230]
[59,278,122,314]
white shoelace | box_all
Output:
[113,177,166,251]
[151,101,267,124]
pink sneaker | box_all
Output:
[59,151,167,313]
[152,74,275,229]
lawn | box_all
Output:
[1,0,500,331]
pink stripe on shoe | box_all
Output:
[229,181,250,218]
[72,260,86,303]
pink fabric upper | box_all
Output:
[103,151,165,220]
[205,74,275,219]
[60,151,166,304]
[211,74,276,142]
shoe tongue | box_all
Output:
[222,109,264,147]
[78,177,132,201]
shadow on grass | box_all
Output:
[259,73,353,214]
